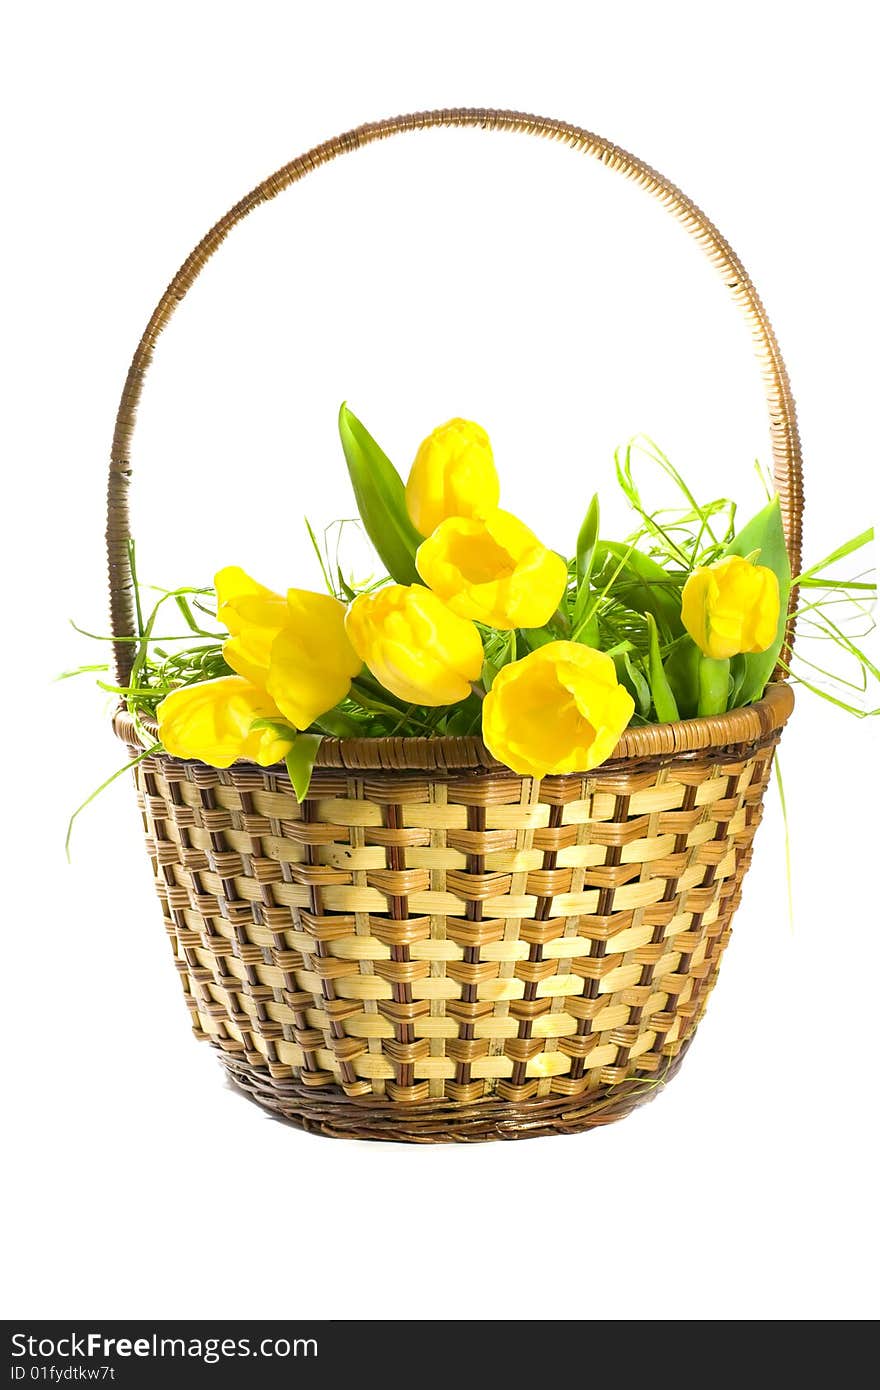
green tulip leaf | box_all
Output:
[571,494,600,638]
[520,626,558,653]
[663,636,702,719]
[482,630,517,689]
[614,647,651,717]
[576,493,600,588]
[646,613,679,724]
[571,612,600,647]
[285,733,323,803]
[592,541,685,638]
[250,717,297,742]
[338,403,422,586]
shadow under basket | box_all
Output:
[116,683,792,1142]
[105,109,805,1141]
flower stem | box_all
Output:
[697,657,730,717]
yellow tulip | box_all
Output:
[681,556,780,660]
[405,418,500,537]
[481,641,634,778]
[345,585,483,706]
[157,676,295,768]
[416,509,568,630]
[216,567,361,728]
[215,565,289,687]
[265,589,362,729]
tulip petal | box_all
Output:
[157,676,295,768]
[266,591,361,730]
[214,568,289,685]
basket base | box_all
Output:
[218,1045,691,1143]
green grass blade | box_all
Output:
[774,755,794,933]
[66,743,161,860]
[794,528,874,584]
[127,538,144,638]
[55,663,109,681]
[592,540,685,637]
[305,516,334,596]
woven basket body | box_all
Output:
[106,111,804,1141]
[118,685,791,1140]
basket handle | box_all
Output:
[106,108,804,683]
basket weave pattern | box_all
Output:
[128,702,785,1129]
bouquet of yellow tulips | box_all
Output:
[69,405,875,819]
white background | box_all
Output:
[3,0,878,1322]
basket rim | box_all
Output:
[112,680,794,774]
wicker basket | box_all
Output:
[108,110,803,1142]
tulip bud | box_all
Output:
[345,585,483,706]
[405,419,500,537]
[681,555,780,660]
